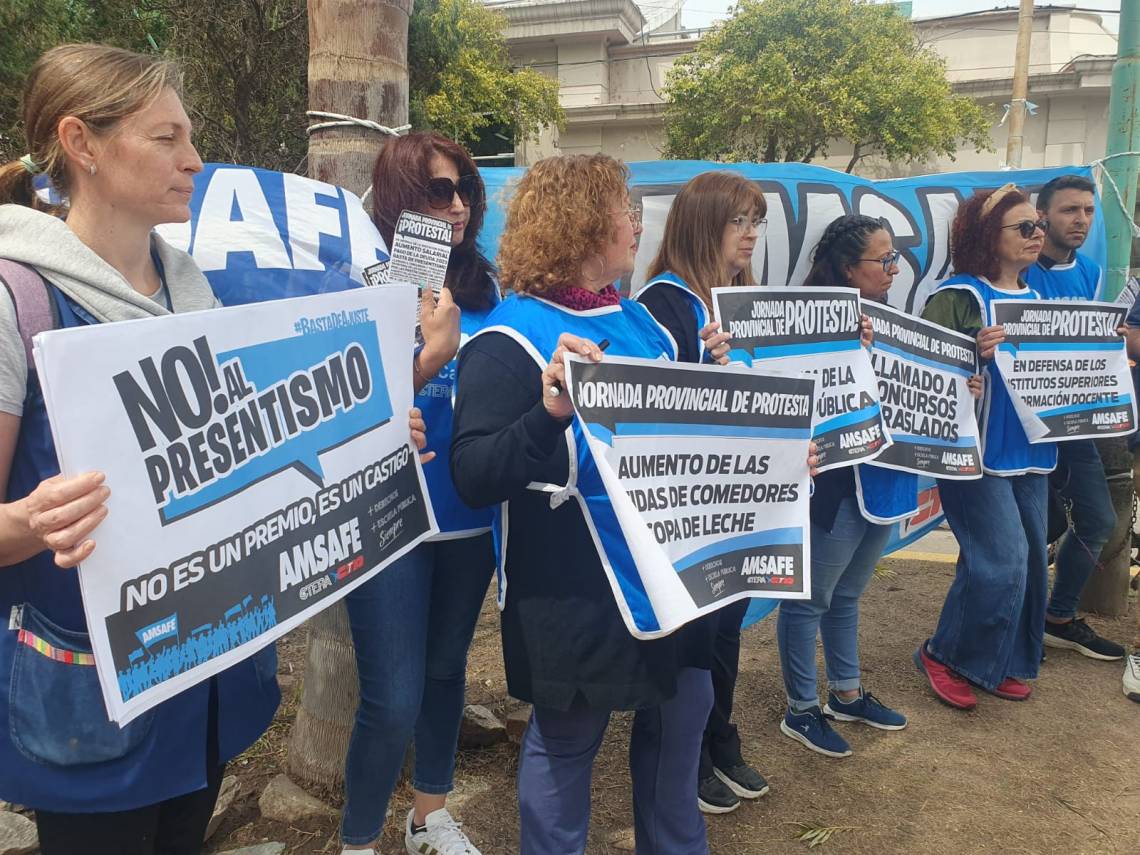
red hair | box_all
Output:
[370,132,494,309]
[950,187,1030,281]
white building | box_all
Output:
[489,1,1120,177]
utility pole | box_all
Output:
[1005,0,1035,169]
[1101,0,1140,302]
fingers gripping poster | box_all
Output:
[32,287,436,723]
[712,286,889,472]
[992,301,1136,442]
[566,356,814,633]
[863,302,982,478]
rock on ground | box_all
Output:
[205,775,240,841]
[0,811,37,855]
[506,706,531,743]
[258,773,335,824]
[458,704,506,748]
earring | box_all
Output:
[88,163,97,176]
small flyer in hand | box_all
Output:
[362,211,453,342]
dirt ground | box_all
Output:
[209,553,1139,855]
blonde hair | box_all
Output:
[646,171,766,308]
[498,154,630,295]
[0,44,182,211]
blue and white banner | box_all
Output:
[993,300,1136,442]
[33,287,435,723]
[566,355,815,633]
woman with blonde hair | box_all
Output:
[450,154,725,854]
[635,171,770,814]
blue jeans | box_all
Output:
[340,534,495,845]
[518,668,712,855]
[930,474,1047,691]
[777,497,891,712]
[1048,440,1115,620]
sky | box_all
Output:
[678,1,1123,30]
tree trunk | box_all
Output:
[1079,436,1135,616]
[286,0,412,789]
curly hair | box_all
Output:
[950,187,1030,280]
[646,171,765,308]
[370,132,495,310]
[803,215,886,288]
[498,154,630,296]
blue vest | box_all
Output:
[633,272,710,362]
[0,283,279,813]
[1023,253,1103,302]
[937,274,1057,476]
[416,281,500,537]
[473,293,676,636]
[855,463,918,524]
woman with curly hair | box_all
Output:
[915,185,1053,710]
[634,171,769,814]
[450,154,725,854]
[338,132,497,855]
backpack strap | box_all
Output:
[0,258,58,374]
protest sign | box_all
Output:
[993,300,1136,441]
[32,287,436,723]
[565,356,815,636]
[863,301,982,478]
[363,210,453,294]
[713,286,888,472]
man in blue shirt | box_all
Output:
[1024,175,1125,661]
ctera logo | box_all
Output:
[112,320,393,524]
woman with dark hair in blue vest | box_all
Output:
[634,170,770,815]
[775,215,917,759]
[915,185,1055,711]
[0,45,281,855]
[450,154,739,854]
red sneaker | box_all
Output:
[913,643,977,710]
[991,678,1031,701]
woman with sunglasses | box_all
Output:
[775,215,915,758]
[634,171,770,814]
[914,185,1054,711]
[338,132,498,855]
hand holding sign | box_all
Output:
[543,333,606,419]
[700,321,731,365]
[977,325,1005,360]
[23,471,110,568]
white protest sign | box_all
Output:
[713,286,889,472]
[32,287,437,723]
[993,300,1136,442]
[863,302,982,478]
[565,356,814,635]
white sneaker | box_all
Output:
[405,807,482,855]
[1124,652,1140,702]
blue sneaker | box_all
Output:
[824,689,908,731]
[779,706,852,758]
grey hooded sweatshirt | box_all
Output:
[0,204,219,416]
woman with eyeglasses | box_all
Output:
[773,215,915,759]
[337,132,498,855]
[634,171,770,814]
[450,154,735,854]
[914,185,1054,711]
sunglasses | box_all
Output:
[1001,218,1049,239]
[858,249,901,273]
[425,175,482,210]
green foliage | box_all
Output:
[409,0,562,148]
[662,0,993,172]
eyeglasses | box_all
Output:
[730,215,767,235]
[858,249,902,272]
[425,175,482,210]
[1001,218,1049,239]
[613,204,642,226]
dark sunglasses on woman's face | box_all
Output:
[1001,218,1049,239]
[425,175,482,210]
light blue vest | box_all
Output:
[1023,253,1103,302]
[937,274,1057,476]
[415,279,500,537]
[633,272,710,362]
[472,293,677,635]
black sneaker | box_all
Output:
[697,774,740,814]
[714,763,770,799]
[1044,617,1125,661]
